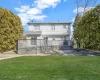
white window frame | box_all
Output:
[51,25,55,31]
[44,37,48,44]
[31,37,37,45]
[63,25,66,29]
[34,25,40,31]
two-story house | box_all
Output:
[25,22,71,46]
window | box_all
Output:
[34,25,40,31]
[31,37,37,45]
[63,36,66,40]
[44,37,48,44]
[51,25,55,30]
[63,25,66,28]
[53,38,55,40]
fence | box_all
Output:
[16,39,74,54]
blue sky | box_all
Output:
[0,0,100,33]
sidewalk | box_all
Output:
[0,54,21,60]
[0,53,50,60]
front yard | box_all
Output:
[0,56,100,80]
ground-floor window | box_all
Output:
[44,37,48,44]
[63,36,68,45]
[31,37,37,45]
[63,36,67,40]
[52,38,55,40]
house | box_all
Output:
[17,22,72,53]
[25,22,72,46]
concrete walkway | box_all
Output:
[1,49,100,60]
[0,53,50,60]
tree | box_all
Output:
[73,14,82,48]
[75,0,97,15]
[73,5,100,50]
[0,8,23,53]
[73,0,98,48]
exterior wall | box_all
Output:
[18,22,72,54]
[17,39,71,54]
[26,36,69,46]
[26,23,71,46]
[28,24,70,36]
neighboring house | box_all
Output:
[25,22,72,47]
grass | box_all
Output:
[0,56,100,80]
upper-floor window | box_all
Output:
[51,25,55,31]
[68,25,70,29]
[34,25,40,31]
[63,25,66,29]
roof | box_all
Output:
[28,22,72,24]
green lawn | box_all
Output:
[0,56,100,80]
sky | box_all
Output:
[0,0,100,33]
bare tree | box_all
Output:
[75,0,98,15]
[83,0,97,12]
[75,0,81,15]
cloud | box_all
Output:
[63,0,68,2]
[73,7,93,14]
[26,8,41,15]
[18,13,29,26]
[34,0,61,9]
[18,13,47,25]
[15,0,68,25]
[15,5,30,13]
